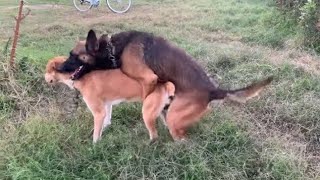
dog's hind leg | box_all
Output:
[142,87,168,142]
[121,43,158,99]
[160,81,176,127]
[159,112,167,127]
[142,104,159,142]
[166,95,208,141]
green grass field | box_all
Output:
[1,0,320,179]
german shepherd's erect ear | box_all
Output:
[85,30,99,55]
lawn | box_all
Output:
[0,0,319,179]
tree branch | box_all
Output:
[21,8,31,20]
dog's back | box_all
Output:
[45,56,174,103]
[78,69,142,102]
[111,31,214,94]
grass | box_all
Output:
[3,112,257,179]
[1,0,320,179]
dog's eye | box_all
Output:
[79,54,91,63]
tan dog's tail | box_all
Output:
[209,76,273,103]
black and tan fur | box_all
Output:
[58,30,273,140]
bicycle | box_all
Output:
[73,0,131,14]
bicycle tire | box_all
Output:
[73,0,93,12]
[106,0,131,14]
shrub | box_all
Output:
[299,0,320,51]
[274,0,320,52]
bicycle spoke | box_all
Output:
[106,0,131,13]
[74,0,92,11]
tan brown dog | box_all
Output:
[57,30,273,141]
[45,56,175,143]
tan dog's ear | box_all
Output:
[51,60,62,71]
[46,56,67,73]
[54,62,60,70]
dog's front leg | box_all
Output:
[103,104,112,131]
[92,111,106,143]
[84,98,106,143]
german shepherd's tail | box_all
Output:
[209,76,273,103]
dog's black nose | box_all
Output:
[50,80,53,83]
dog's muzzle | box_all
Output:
[71,65,84,80]
[45,73,55,84]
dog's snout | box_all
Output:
[56,59,80,73]
[56,64,65,72]
[45,73,55,84]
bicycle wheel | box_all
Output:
[73,0,93,12]
[106,0,131,14]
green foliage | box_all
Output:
[299,0,320,51]
[274,0,320,52]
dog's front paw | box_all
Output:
[149,138,159,145]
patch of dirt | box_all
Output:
[267,48,320,75]
[295,54,320,76]
[46,3,198,32]
[3,4,64,10]
[64,5,181,26]
[199,33,320,76]
[268,49,292,65]
[198,34,320,76]
[201,30,242,44]
[229,105,320,178]
[26,4,63,10]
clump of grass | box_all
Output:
[0,108,286,179]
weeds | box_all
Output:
[299,0,320,52]
[274,0,320,52]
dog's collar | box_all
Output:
[106,41,117,68]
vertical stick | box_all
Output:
[9,0,30,69]
[9,0,24,69]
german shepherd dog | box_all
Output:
[57,30,273,141]
[45,56,175,143]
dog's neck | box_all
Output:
[61,78,76,89]
[57,73,83,91]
